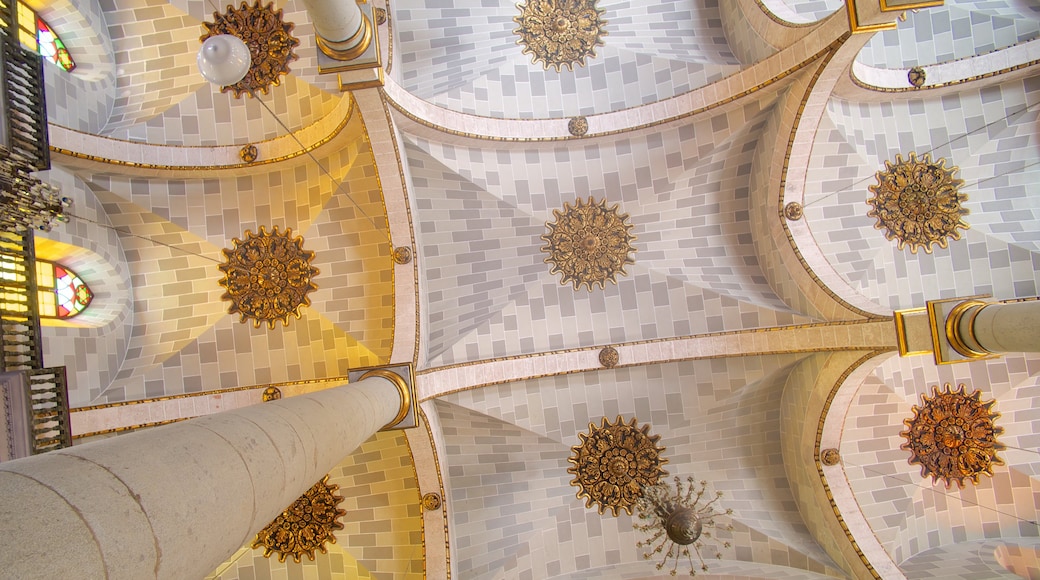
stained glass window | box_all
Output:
[15,2,76,72]
[36,18,75,72]
[36,260,92,318]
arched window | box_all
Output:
[16,2,76,72]
[36,260,92,318]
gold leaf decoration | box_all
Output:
[900,383,1004,488]
[541,196,636,291]
[513,0,607,72]
[568,416,667,516]
[201,1,300,98]
[867,152,968,254]
[218,226,319,329]
[252,475,346,563]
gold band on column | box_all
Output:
[946,300,992,358]
[359,368,410,429]
[316,14,373,61]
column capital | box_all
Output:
[350,363,417,430]
[895,296,1040,365]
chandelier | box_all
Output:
[0,155,71,233]
[634,476,733,577]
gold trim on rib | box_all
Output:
[815,350,889,580]
[49,99,355,170]
[775,33,888,320]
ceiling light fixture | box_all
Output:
[635,476,733,577]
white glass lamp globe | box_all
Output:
[196,34,251,86]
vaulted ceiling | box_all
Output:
[33,0,1040,578]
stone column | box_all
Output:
[299,0,373,60]
[951,299,1040,356]
[0,374,407,580]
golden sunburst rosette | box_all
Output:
[568,416,667,516]
[252,475,346,563]
[900,383,1004,488]
[541,196,636,291]
[218,225,319,329]
[201,1,300,98]
[867,151,968,254]
[513,0,607,72]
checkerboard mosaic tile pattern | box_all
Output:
[394,0,740,117]
[437,355,845,578]
[54,0,344,142]
[841,353,1040,573]
[104,77,342,146]
[47,115,391,404]
[37,169,134,406]
[802,77,1040,312]
[856,3,1040,69]
[428,49,738,119]
[898,538,1039,579]
[407,94,814,366]
[330,431,423,579]
[45,65,115,135]
[210,544,377,580]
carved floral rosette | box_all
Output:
[867,152,968,254]
[201,1,300,98]
[252,475,347,562]
[513,0,607,72]
[541,196,636,291]
[218,225,319,329]
[900,383,1005,488]
[568,416,667,516]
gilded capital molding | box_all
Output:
[350,363,417,430]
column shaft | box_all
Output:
[298,0,372,59]
[0,376,401,580]
[953,300,1040,355]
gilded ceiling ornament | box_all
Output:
[261,386,282,401]
[201,1,300,98]
[541,196,636,291]
[375,7,387,25]
[239,144,258,163]
[513,0,607,72]
[218,226,319,329]
[908,66,926,88]
[900,383,1004,488]
[867,152,968,254]
[392,246,413,265]
[820,448,840,466]
[252,475,346,562]
[598,346,618,368]
[568,416,668,516]
[568,116,589,136]
[421,492,442,511]
[783,201,803,221]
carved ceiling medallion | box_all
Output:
[900,383,1005,488]
[568,416,668,516]
[513,0,607,72]
[252,475,346,562]
[542,197,636,291]
[218,226,319,329]
[867,152,968,254]
[201,1,300,98]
